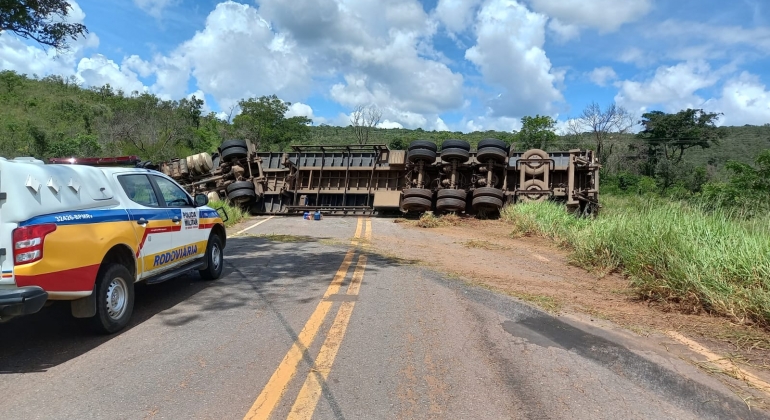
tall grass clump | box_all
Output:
[502,196,770,327]
[208,199,249,228]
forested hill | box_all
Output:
[0,70,768,177]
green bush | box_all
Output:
[208,199,249,228]
[501,196,770,327]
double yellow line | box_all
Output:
[244,217,372,420]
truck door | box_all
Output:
[148,174,206,269]
[115,173,173,279]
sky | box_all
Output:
[1,0,770,133]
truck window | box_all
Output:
[153,176,193,208]
[118,174,160,207]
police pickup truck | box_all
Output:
[0,156,227,333]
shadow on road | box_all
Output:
[0,235,386,375]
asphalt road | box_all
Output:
[0,216,765,420]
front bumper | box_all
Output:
[0,287,48,321]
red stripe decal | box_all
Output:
[199,223,215,229]
[135,225,182,257]
[16,264,100,292]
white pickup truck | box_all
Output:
[0,156,227,333]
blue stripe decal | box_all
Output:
[20,209,130,227]
[125,209,176,221]
[2,270,12,274]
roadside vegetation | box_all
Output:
[207,199,248,228]
[502,193,770,328]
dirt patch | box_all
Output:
[369,217,770,407]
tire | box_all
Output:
[436,197,466,212]
[521,149,549,175]
[407,148,437,164]
[408,140,438,152]
[477,138,508,152]
[401,196,432,211]
[212,153,221,169]
[226,180,254,194]
[437,188,467,200]
[90,263,134,334]
[473,187,504,199]
[476,147,507,163]
[199,233,224,281]
[519,179,549,202]
[220,139,247,151]
[403,188,432,200]
[221,146,248,162]
[472,195,503,210]
[227,188,257,203]
[441,139,471,151]
[440,148,470,162]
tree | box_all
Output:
[568,101,634,163]
[232,95,312,151]
[636,108,727,192]
[516,115,557,150]
[350,104,381,144]
[0,0,88,51]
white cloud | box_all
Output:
[134,0,178,18]
[527,0,652,33]
[588,66,617,87]
[614,60,719,114]
[707,72,770,126]
[547,18,580,42]
[75,55,147,94]
[464,0,564,117]
[434,0,482,33]
[378,120,404,129]
[153,1,312,112]
[285,102,315,119]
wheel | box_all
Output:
[472,187,504,199]
[408,140,438,152]
[477,138,508,152]
[90,263,134,334]
[519,179,548,202]
[403,188,432,200]
[226,180,255,194]
[227,188,257,203]
[472,195,503,211]
[521,149,549,175]
[436,197,466,212]
[220,139,247,150]
[401,196,432,211]
[199,233,224,280]
[437,188,467,200]
[407,148,437,164]
[440,148,470,162]
[441,139,471,151]
[221,146,248,162]
[476,147,507,163]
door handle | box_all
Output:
[172,216,180,223]
[137,217,147,225]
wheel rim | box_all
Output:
[212,243,222,271]
[106,277,128,321]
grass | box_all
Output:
[415,212,463,228]
[461,240,509,250]
[501,195,770,328]
[247,233,314,242]
[208,199,248,228]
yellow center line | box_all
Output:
[231,215,275,238]
[286,219,372,420]
[243,217,364,420]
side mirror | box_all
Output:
[194,193,209,207]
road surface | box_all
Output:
[0,216,765,419]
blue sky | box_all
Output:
[2,0,770,132]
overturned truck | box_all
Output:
[153,138,600,217]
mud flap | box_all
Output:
[71,293,96,318]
